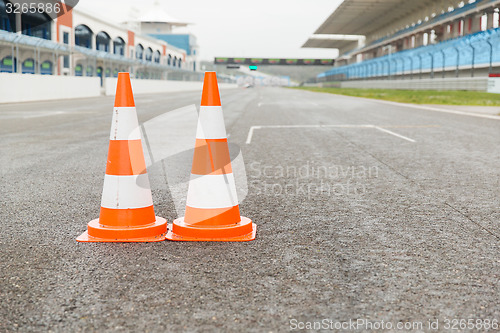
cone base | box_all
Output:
[76,216,167,242]
[166,216,256,242]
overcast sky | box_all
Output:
[78,0,342,61]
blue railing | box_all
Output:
[319,27,500,80]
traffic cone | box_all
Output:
[77,72,167,242]
[166,72,256,241]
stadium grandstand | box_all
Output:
[0,1,200,85]
[304,0,500,83]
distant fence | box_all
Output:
[319,28,500,81]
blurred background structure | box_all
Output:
[304,0,500,87]
[0,1,202,84]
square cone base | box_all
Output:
[76,216,167,242]
[166,216,256,242]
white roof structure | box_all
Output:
[313,0,442,36]
[303,0,499,55]
[302,34,364,51]
[135,1,189,26]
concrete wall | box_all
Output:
[0,73,101,103]
[339,77,490,91]
[487,78,500,93]
[104,78,237,96]
[0,74,238,103]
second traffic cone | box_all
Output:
[166,72,256,241]
[77,72,167,242]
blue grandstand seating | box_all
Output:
[319,26,500,80]
[347,0,485,63]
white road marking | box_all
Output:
[256,101,320,108]
[252,124,374,129]
[22,111,66,119]
[0,110,98,120]
[373,126,416,143]
[245,124,417,144]
[343,96,500,121]
[245,126,261,144]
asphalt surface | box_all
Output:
[1,87,499,332]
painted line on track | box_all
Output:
[374,100,500,120]
[373,126,416,143]
[22,111,66,119]
[322,93,500,121]
[245,124,419,144]
[0,110,99,120]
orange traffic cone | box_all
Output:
[166,72,256,241]
[77,72,167,242]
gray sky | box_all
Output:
[79,0,342,61]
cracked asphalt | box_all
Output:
[1,87,499,332]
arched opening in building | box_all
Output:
[145,47,153,61]
[86,66,94,77]
[113,37,125,56]
[173,56,177,67]
[0,1,16,32]
[178,58,182,68]
[75,25,93,49]
[113,68,118,77]
[40,60,52,75]
[168,54,172,65]
[105,68,110,77]
[0,56,16,72]
[75,64,83,76]
[22,58,35,74]
[96,31,111,52]
[21,9,51,39]
[97,66,103,86]
[154,50,161,63]
[136,44,144,60]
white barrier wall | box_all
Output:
[0,75,238,104]
[487,78,500,93]
[104,78,238,96]
[0,73,101,103]
[339,77,490,91]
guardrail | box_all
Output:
[319,28,500,81]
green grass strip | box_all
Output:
[292,87,500,106]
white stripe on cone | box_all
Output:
[110,107,141,140]
[101,174,154,209]
[186,173,239,209]
[195,106,227,139]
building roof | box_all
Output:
[302,35,362,50]
[136,1,188,26]
[314,0,457,35]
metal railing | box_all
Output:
[0,30,207,82]
[318,28,500,82]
